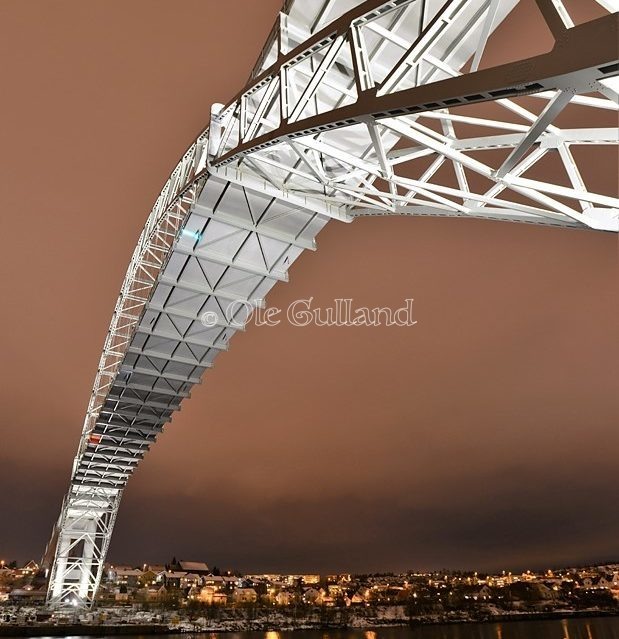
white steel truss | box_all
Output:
[46,0,619,608]
[211,0,619,231]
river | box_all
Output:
[9,619,619,639]
[216,621,617,638]
[177,621,618,639]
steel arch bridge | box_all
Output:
[45,0,618,608]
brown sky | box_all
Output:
[0,1,617,573]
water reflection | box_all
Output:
[164,618,619,639]
[311,618,608,639]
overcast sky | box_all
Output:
[0,0,617,574]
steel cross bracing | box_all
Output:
[45,133,212,607]
[47,0,618,608]
[212,0,619,231]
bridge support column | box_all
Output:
[46,488,122,609]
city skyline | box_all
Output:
[2,556,617,624]
[0,0,617,579]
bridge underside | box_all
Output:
[46,0,618,608]
[45,172,331,606]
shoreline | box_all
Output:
[0,609,617,636]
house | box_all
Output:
[476,585,493,600]
[581,576,596,589]
[108,565,135,581]
[145,585,167,601]
[136,584,167,602]
[326,574,351,584]
[223,576,239,587]
[181,573,203,588]
[350,592,366,605]
[178,561,210,575]
[157,571,187,588]
[607,573,619,600]
[9,587,46,603]
[113,568,143,588]
[140,570,157,586]
[18,561,39,576]
[198,586,228,605]
[302,587,325,604]
[203,575,225,588]
[275,590,295,606]
[233,587,258,603]
[599,573,619,590]
[327,584,344,597]
[143,564,166,573]
[114,589,129,602]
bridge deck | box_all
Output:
[46,0,618,607]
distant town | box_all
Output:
[0,557,618,632]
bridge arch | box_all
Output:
[45,0,618,607]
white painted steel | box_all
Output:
[47,0,618,608]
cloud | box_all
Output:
[107,464,618,573]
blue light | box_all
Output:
[181,229,202,241]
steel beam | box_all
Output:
[214,13,618,165]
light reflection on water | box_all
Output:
[165,617,617,639]
[18,619,619,639]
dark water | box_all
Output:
[8,621,619,639]
[233,622,618,639]
[186,621,617,639]
[22,620,618,639]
